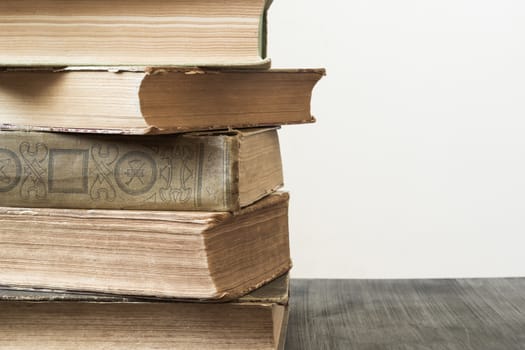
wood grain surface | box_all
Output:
[286,279,525,350]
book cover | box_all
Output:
[0,128,282,211]
[0,68,325,134]
[0,0,273,67]
[0,192,291,300]
[0,275,289,350]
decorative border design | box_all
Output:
[48,149,89,194]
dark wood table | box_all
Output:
[286,279,525,350]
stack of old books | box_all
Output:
[0,1,323,349]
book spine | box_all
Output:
[224,135,240,212]
[259,0,274,59]
[0,131,238,211]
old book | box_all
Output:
[0,128,282,211]
[0,0,273,67]
[0,192,291,300]
[0,67,324,135]
[0,274,290,350]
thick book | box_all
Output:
[0,275,289,350]
[0,67,324,135]
[0,0,273,67]
[0,128,282,211]
[0,192,291,300]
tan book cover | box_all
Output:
[0,0,273,67]
[0,67,325,135]
[0,275,289,350]
[0,192,291,300]
[0,128,282,211]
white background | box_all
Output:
[268,0,525,278]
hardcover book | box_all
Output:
[0,274,289,350]
[0,192,291,300]
[0,0,273,67]
[0,68,325,134]
[0,128,282,211]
